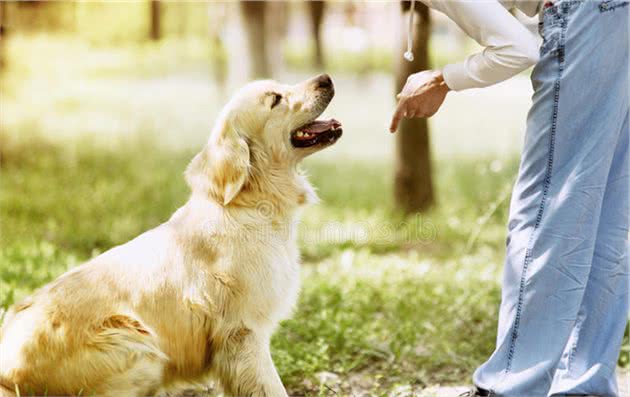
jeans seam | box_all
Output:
[566,316,583,371]
[504,11,568,376]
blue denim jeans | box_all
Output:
[473,1,630,396]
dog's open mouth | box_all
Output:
[291,119,343,148]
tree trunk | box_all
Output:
[149,0,161,41]
[308,1,326,69]
[0,1,8,71]
[267,1,289,76]
[240,1,270,79]
[394,1,434,213]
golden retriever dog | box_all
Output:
[0,74,342,397]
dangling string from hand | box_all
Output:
[404,0,416,62]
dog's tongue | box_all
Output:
[302,119,341,133]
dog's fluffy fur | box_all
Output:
[0,75,340,397]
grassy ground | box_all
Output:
[1,35,628,396]
[2,135,627,396]
[0,134,511,395]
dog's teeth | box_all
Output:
[296,131,303,137]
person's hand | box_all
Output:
[389,70,450,133]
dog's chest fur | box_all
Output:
[175,199,302,330]
[212,216,301,326]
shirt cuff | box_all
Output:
[442,62,481,92]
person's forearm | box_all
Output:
[425,0,539,91]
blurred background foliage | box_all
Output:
[0,1,627,396]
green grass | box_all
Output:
[3,133,625,395]
[273,253,502,395]
[0,133,508,393]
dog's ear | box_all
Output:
[186,118,250,205]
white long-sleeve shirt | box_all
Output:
[420,0,543,91]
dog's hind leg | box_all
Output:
[0,313,167,397]
[96,357,165,397]
[86,314,168,397]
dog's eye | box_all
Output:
[270,93,282,109]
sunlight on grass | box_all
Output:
[274,249,501,395]
[0,135,507,394]
[1,35,532,159]
[4,133,625,395]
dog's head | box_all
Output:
[186,74,342,206]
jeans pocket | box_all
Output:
[538,1,582,58]
[539,7,562,57]
[599,0,629,12]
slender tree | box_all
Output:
[0,1,6,39]
[394,1,434,213]
[149,0,161,41]
[0,1,8,71]
[240,1,270,78]
[308,1,326,69]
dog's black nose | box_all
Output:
[315,74,333,90]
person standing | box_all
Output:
[390,1,629,396]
